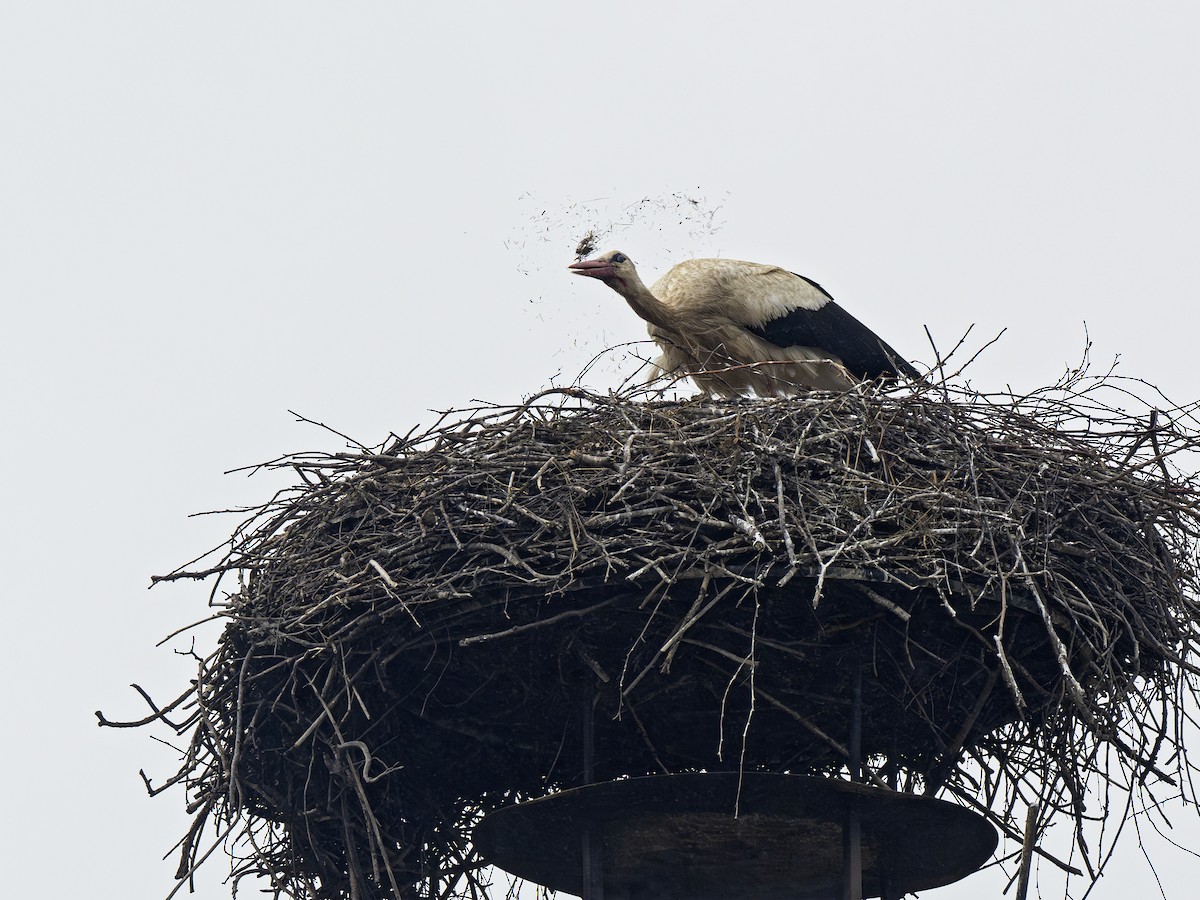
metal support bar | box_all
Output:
[880,729,898,900]
[842,663,863,900]
[583,690,595,784]
[580,687,604,900]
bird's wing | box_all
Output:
[745,273,920,381]
[654,259,829,321]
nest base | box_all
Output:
[473,773,997,899]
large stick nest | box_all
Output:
[118,372,1200,900]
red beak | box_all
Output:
[569,259,616,279]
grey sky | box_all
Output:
[3,2,1199,897]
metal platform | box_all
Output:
[474,773,997,900]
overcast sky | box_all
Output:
[4,3,1200,898]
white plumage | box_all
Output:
[570,250,918,397]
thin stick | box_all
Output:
[1016,803,1041,900]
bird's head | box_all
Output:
[569,249,637,289]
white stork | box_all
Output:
[569,250,919,397]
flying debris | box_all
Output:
[574,230,599,260]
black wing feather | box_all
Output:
[745,274,919,381]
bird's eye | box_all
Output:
[612,253,627,263]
